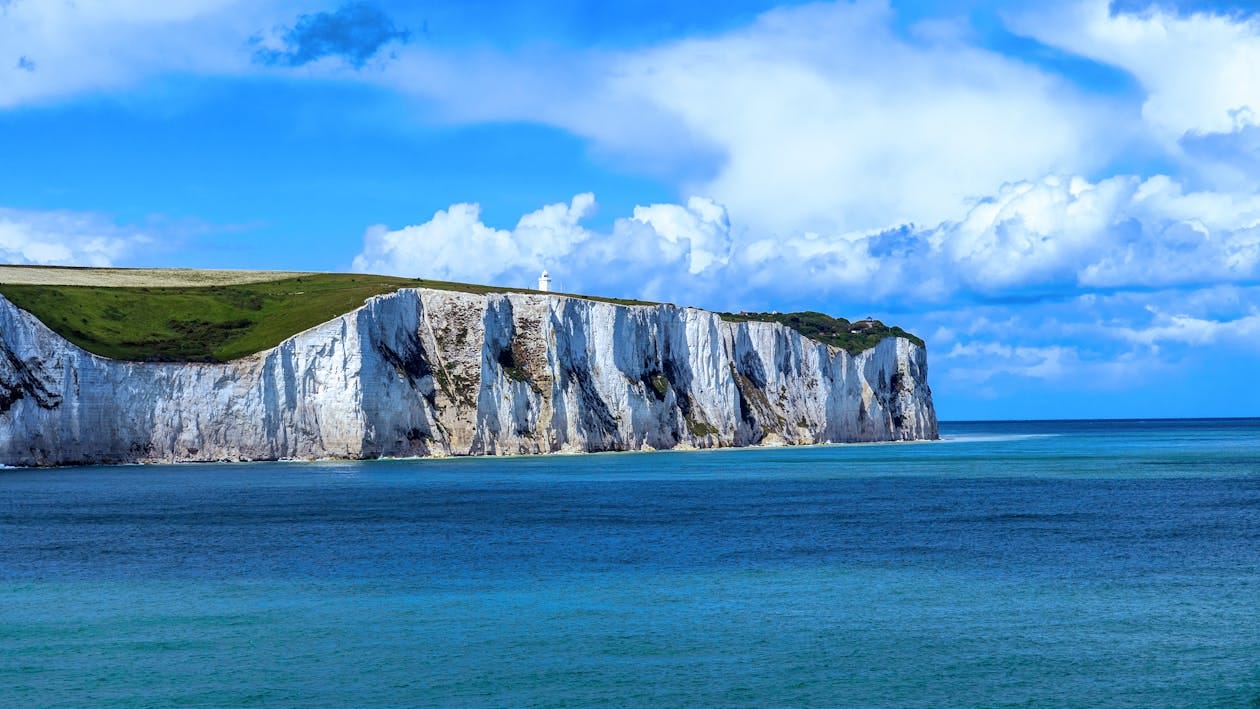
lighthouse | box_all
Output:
[538,270,552,292]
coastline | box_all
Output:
[0,435,943,471]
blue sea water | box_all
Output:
[2,419,1259,707]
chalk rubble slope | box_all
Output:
[0,288,937,466]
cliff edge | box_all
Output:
[0,288,937,466]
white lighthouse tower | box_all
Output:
[538,270,552,292]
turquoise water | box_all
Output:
[2,419,1258,706]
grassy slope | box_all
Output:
[720,310,925,355]
[0,271,657,362]
[0,268,920,362]
[0,274,416,361]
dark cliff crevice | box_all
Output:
[0,349,61,414]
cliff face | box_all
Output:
[0,289,937,466]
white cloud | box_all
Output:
[1114,310,1260,349]
[1016,0,1260,145]
[629,197,731,275]
[1014,0,1260,197]
[378,0,1121,238]
[0,208,150,265]
[0,0,279,108]
[6,1,1258,248]
[941,174,1260,292]
[740,227,885,297]
[939,341,1080,382]
[351,194,596,286]
[352,173,1260,308]
[727,173,1260,303]
[938,176,1127,290]
[932,336,1170,388]
[359,0,1260,262]
[615,1,1119,236]
[8,1,1257,262]
[351,192,744,304]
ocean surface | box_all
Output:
[2,419,1258,707]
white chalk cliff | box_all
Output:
[0,289,937,466]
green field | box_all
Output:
[0,273,535,362]
[0,268,920,362]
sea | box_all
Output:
[2,419,1258,707]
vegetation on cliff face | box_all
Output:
[0,267,922,362]
[720,310,925,355]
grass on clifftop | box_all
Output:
[720,310,925,355]
[0,267,921,362]
[0,274,421,361]
[0,270,657,362]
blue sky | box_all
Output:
[2,0,1259,421]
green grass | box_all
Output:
[0,270,663,362]
[0,274,422,361]
[0,268,921,362]
[720,310,925,355]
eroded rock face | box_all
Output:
[0,289,937,466]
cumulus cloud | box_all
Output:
[941,174,1260,292]
[735,173,1260,304]
[253,2,410,69]
[351,194,596,286]
[628,198,731,275]
[0,208,149,266]
[350,192,744,304]
[351,173,1260,309]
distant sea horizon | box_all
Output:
[941,416,1259,422]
